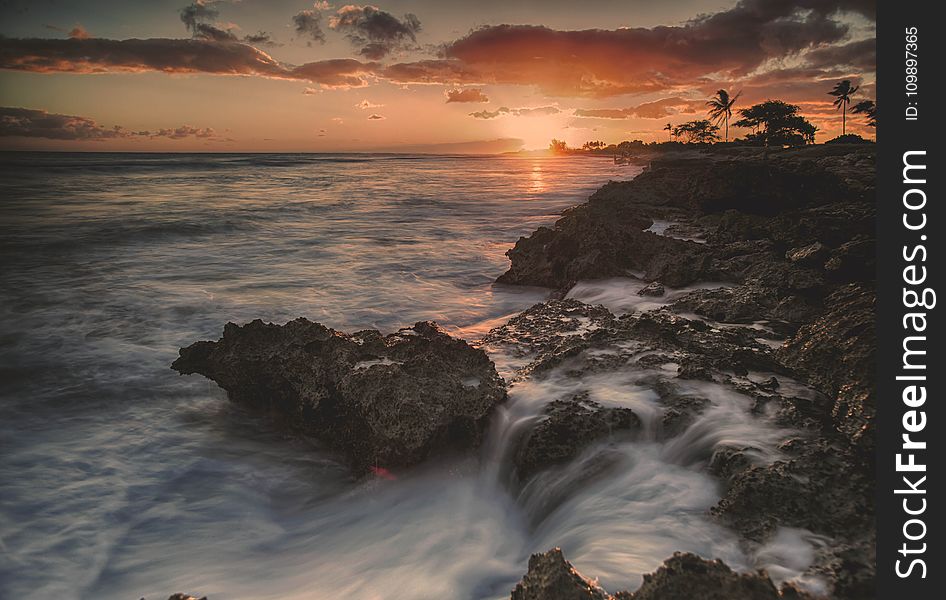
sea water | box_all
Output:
[0,153,815,599]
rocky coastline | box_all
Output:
[170,144,875,599]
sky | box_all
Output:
[0,0,876,152]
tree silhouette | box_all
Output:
[852,100,876,128]
[734,100,816,147]
[829,80,859,135]
[672,120,720,144]
[549,139,568,154]
[664,122,673,142]
[706,89,742,142]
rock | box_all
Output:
[172,318,506,473]
[671,285,773,325]
[628,552,780,600]
[712,438,873,543]
[785,242,830,267]
[510,548,785,600]
[511,548,609,600]
[824,237,875,283]
[515,393,641,481]
[636,281,665,297]
[776,283,875,450]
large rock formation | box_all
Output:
[172,318,506,473]
[510,548,795,600]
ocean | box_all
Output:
[0,153,814,599]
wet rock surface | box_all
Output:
[172,318,506,473]
[511,548,792,600]
[514,392,641,481]
[511,548,609,600]
[500,146,875,599]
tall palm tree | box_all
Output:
[829,80,859,135]
[706,89,742,142]
[664,122,673,141]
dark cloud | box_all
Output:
[179,1,238,42]
[574,97,706,119]
[469,106,559,119]
[0,106,126,140]
[367,113,386,120]
[328,5,421,59]
[288,58,377,88]
[804,38,875,70]
[0,0,874,101]
[444,88,489,103]
[242,31,277,47]
[293,9,326,45]
[0,37,287,76]
[428,0,872,97]
[0,106,220,141]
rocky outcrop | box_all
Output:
[514,393,641,481]
[628,552,781,600]
[499,147,876,599]
[510,548,797,600]
[172,318,506,473]
[776,283,875,451]
[511,548,609,600]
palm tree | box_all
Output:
[829,80,859,135]
[706,89,742,142]
[852,100,876,128]
[664,122,673,142]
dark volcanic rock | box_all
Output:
[515,393,641,481]
[511,548,608,600]
[785,241,830,267]
[637,281,665,296]
[510,548,784,600]
[628,552,779,600]
[172,318,506,472]
[777,283,875,450]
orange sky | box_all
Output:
[0,1,876,152]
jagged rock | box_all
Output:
[636,281,665,297]
[671,285,772,324]
[785,242,830,267]
[515,393,641,481]
[712,438,873,544]
[776,284,875,450]
[510,548,786,600]
[628,552,780,600]
[824,238,875,283]
[511,548,609,600]
[172,319,506,473]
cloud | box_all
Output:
[302,87,319,94]
[804,38,875,70]
[0,0,874,101]
[293,9,326,45]
[444,88,488,103]
[367,113,386,120]
[0,106,221,141]
[179,1,240,42]
[0,37,380,90]
[356,99,384,109]
[328,5,421,59]
[288,58,377,88]
[390,0,872,98]
[574,97,706,120]
[243,31,277,46]
[469,105,559,119]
